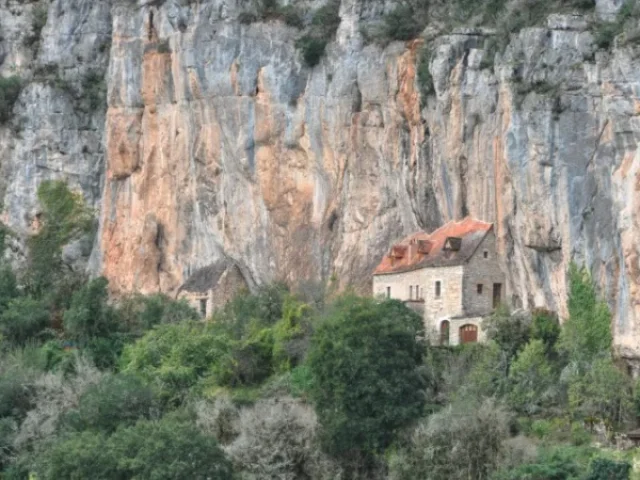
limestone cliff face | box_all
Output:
[2,0,640,356]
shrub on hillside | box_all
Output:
[0,76,22,124]
[558,263,612,365]
[225,396,340,479]
[31,416,233,480]
[388,398,510,480]
[308,296,425,457]
[61,374,159,434]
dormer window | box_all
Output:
[444,237,462,251]
[417,239,433,254]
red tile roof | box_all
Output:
[373,217,493,275]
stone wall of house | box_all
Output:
[374,265,465,335]
[462,232,506,317]
[422,266,465,329]
[372,269,425,301]
[210,264,249,313]
[178,264,249,318]
[448,316,486,346]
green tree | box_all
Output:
[0,76,22,124]
[585,458,631,480]
[117,293,199,336]
[0,297,50,345]
[63,277,121,368]
[388,398,510,480]
[109,417,233,479]
[483,305,531,367]
[31,417,234,479]
[508,339,556,415]
[492,445,588,480]
[558,264,612,365]
[27,181,92,295]
[63,277,114,341]
[31,430,115,480]
[0,266,19,312]
[567,357,632,428]
[530,308,561,356]
[308,296,425,457]
[120,321,232,405]
[62,374,159,434]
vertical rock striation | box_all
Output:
[2,0,640,357]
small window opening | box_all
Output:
[477,284,483,295]
[416,285,420,299]
[386,286,391,298]
[409,286,413,300]
[435,281,441,298]
[199,298,207,318]
[483,250,489,259]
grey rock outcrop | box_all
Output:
[2,0,640,357]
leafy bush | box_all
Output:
[117,293,199,336]
[493,446,587,480]
[226,396,338,479]
[558,263,612,365]
[567,356,633,427]
[530,308,561,354]
[585,458,631,480]
[0,76,22,124]
[13,357,104,450]
[508,339,555,415]
[27,181,93,295]
[593,0,640,49]
[296,36,328,67]
[23,4,48,48]
[372,4,425,44]
[238,0,304,28]
[417,47,434,101]
[62,374,159,434]
[388,398,510,480]
[295,0,341,67]
[120,321,232,404]
[32,416,234,479]
[484,305,531,365]
[308,296,425,456]
[0,297,50,346]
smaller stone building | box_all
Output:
[372,218,506,345]
[177,257,251,318]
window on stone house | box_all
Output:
[416,285,420,299]
[386,286,391,298]
[483,250,489,259]
[409,286,413,299]
[477,284,483,295]
[199,298,207,318]
[435,281,441,298]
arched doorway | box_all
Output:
[459,324,478,344]
[440,320,450,346]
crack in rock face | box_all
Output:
[1,0,640,356]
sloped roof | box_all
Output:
[373,217,493,275]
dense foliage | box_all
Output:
[308,296,425,459]
[0,180,639,479]
[0,76,22,124]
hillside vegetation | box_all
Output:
[0,183,639,479]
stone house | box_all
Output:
[177,257,251,318]
[372,217,505,346]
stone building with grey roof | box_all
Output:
[177,257,252,318]
[372,217,506,346]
